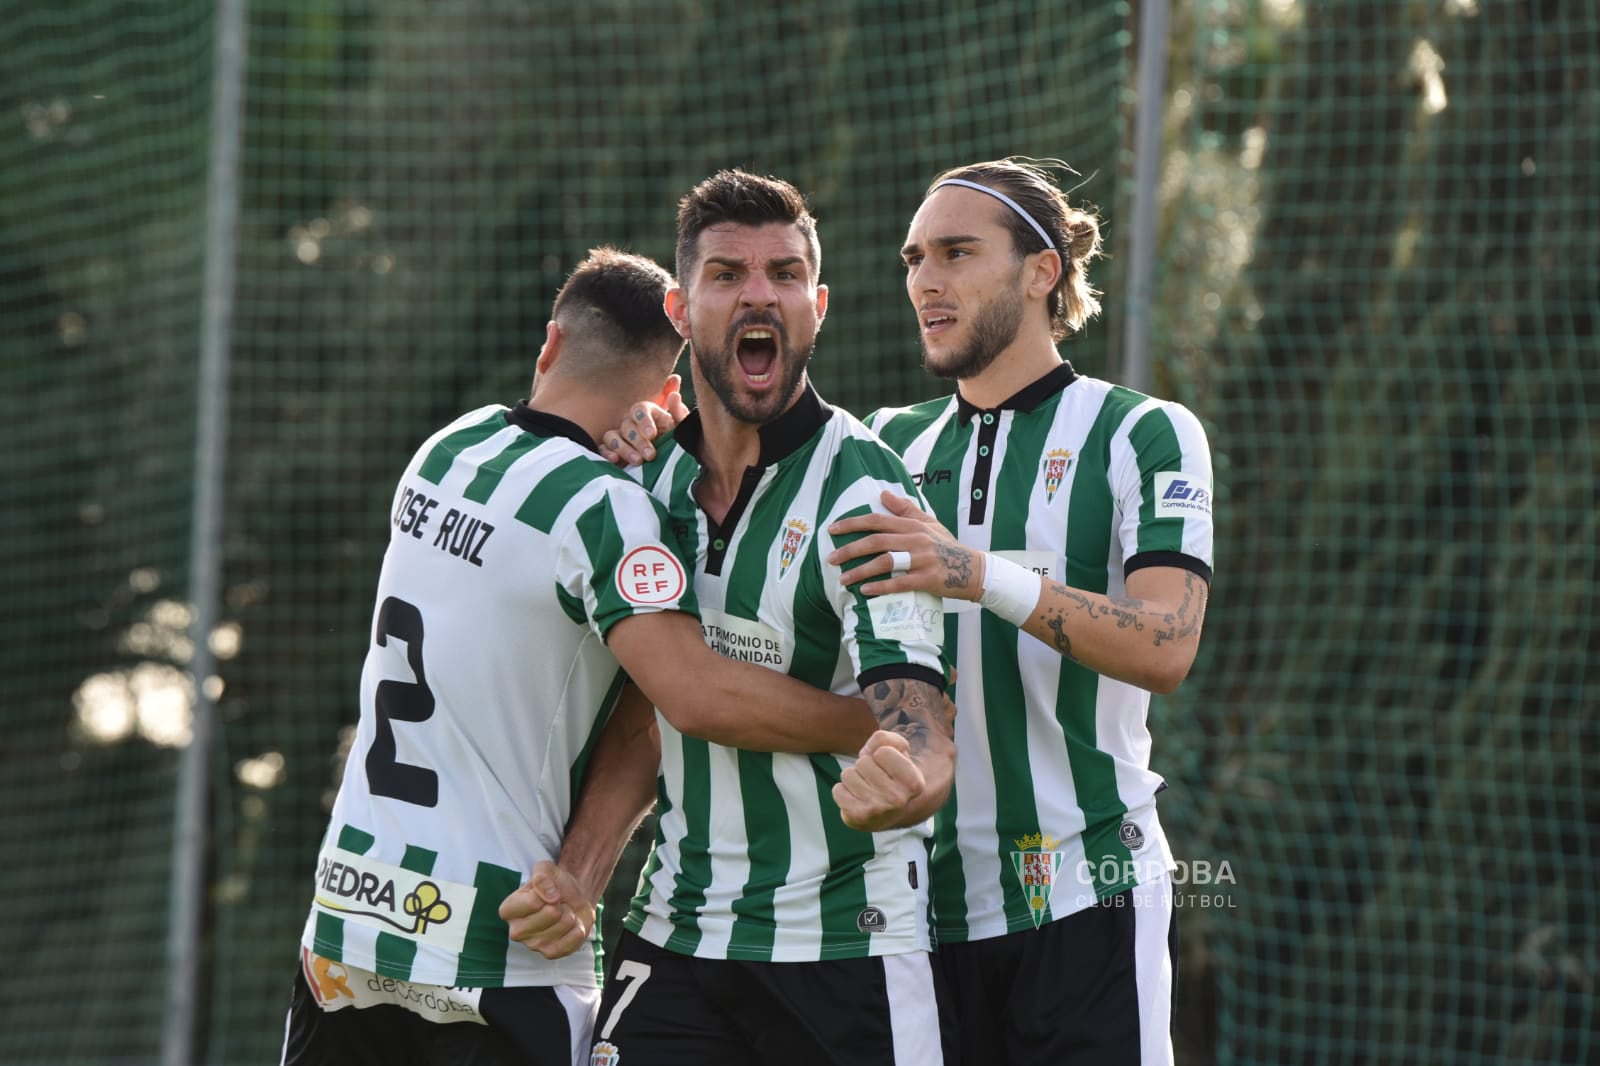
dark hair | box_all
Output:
[551,246,682,361]
[675,169,821,282]
[927,158,1103,340]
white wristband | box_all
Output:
[978,553,1042,626]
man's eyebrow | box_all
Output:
[766,255,806,271]
[901,234,986,257]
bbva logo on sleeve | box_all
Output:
[1153,471,1213,519]
[615,545,688,605]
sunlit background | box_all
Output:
[2,1,1594,1063]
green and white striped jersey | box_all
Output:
[300,402,696,988]
[868,364,1215,944]
[624,386,949,962]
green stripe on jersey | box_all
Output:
[661,738,712,956]
[729,751,786,957]
[463,433,537,504]
[417,411,506,485]
[315,825,379,957]
[1127,405,1188,554]
[374,845,437,978]
[512,455,610,534]
[453,860,521,986]
[980,400,1056,920]
[1059,391,1140,897]
[812,757,876,958]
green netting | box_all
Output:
[1,0,1594,1063]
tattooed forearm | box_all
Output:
[1150,574,1207,647]
[867,679,948,752]
[1041,574,1208,652]
[1046,582,1146,633]
[937,543,974,591]
[1043,608,1075,658]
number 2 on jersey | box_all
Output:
[366,596,439,807]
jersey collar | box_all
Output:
[673,382,835,468]
[505,400,600,453]
[955,360,1079,425]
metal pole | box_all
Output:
[1122,0,1171,394]
[163,0,247,1060]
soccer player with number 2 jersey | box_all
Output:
[281,248,887,1066]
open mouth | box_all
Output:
[736,328,779,385]
[922,312,957,335]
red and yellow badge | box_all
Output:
[778,517,810,580]
[1043,448,1073,503]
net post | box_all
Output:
[162,0,249,1061]
[1121,0,1170,394]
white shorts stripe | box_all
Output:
[883,950,946,1065]
[1131,877,1176,1066]
[555,984,601,1066]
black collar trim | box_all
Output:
[956,361,1079,425]
[505,400,600,453]
[673,383,834,467]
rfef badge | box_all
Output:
[1010,832,1063,928]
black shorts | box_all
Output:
[281,959,597,1066]
[590,930,957,1066]
[936,879,1177,1066]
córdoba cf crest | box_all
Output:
[1043,449,1073,503]
[1010,832,1063,928]
[778,518,810,580]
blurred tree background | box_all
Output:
[0,0,1593,1062]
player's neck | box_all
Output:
[956,330,1063,410]
[525,385,617,453]
[691,403,763,522]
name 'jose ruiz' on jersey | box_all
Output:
[391,484,495,567]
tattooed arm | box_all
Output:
[832,677,957,832]
[829,491,1209,694]
[1023,565,1208,694]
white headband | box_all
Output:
[933,178,1055,250]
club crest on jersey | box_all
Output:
[590,1041,621,1066]
[777,517,810,580]
[1010,832,1064,929]
[1043,448,1074,503]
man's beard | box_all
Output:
[694,315,814,425]
[922,272,1025,381]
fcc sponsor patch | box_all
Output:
[301,947,485,1024]
[868,590,943,641]
[311,845,476,954]
[615,544,687,606]
[1153,472,1213,519]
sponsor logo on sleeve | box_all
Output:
[868,591,943,641]
[1153,472,1213,519]
[615,545,687,606]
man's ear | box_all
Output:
[534,320,563,380]
[664,287,691,339]
[1027,250,1063,302]
[814,283,829,326]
